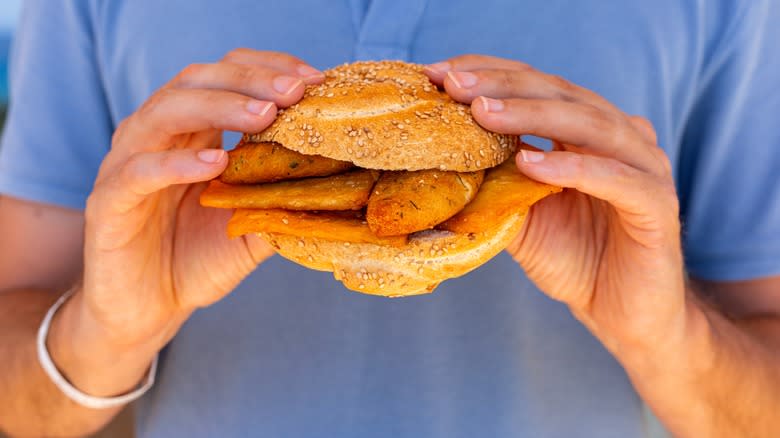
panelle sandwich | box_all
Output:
[201,61,560,296]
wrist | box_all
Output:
[618,296,715,380]
[613,293,721,435]
[47,287,168,397]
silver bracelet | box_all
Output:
[36,288,159,409]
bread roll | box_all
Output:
[250,61,517,171]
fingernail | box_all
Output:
[448,71,478,89]
[297,64,324,79]
[424,62,451,75]
[273,75,303,95]
[520,149,545,163]
[480,96,504,112]
[198,149,226,164]
[246,100,274,116]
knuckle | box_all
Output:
[630,115,652,128]
[455,53,480,65]
[222,47,250,62]
[609,117,636,147]
[268,51,301,66]
[567,152,588,179]
[630,115,659,143]
[582,104,616,135]
[111,117,131,145]
[547,74,575,94]
[138,89,172,121]
[84,192,103,224]
[656,148,673,175]
[120,154,143,182]
[659,179,679,208]
[613,161,641,188]
[509,59,533,72]
[497,69,516,90]
[630,115,654,130]
[229,64,257,85]
[450,53,488,69]
[176,63,208,85]
[157,150,188,178]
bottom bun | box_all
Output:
[259,212,526,297]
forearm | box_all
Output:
[0,288,155,437]
[621,290,780,437]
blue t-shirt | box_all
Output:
[2,1,780,437]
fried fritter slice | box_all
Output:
[201,170,380,211]
[220,141,353,184]
[227,209,407,247]
[438,158,562,234]
[366,169,484,236]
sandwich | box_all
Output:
[200,61,560,296]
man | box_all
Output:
[1,1,779,437]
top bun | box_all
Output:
[249,61,516,172]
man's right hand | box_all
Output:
[48,49,325,397]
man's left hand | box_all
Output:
[424,54,690,369]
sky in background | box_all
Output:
[0,0,22,31]
[0,0,21,104]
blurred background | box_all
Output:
[0,0,21,131]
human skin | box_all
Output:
[1,51,779,437]
[425,55,780,437]
[0,49,325,436]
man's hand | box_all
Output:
[49,50,326,397]
[425,55,687,361]
[426,55,780,437]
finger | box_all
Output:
[629,115,658,144]
[472,96,664,175]
[443,68,619,113]
[514,149,680,237]
[118,89,276,153]
[221,48,325,84]
[171,63,305,107]
[424,54,530,83]
[90,148,228,217]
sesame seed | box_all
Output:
[281,218,289,224]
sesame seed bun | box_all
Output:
[250,61,517,171]
[218,61,560,296]
[261,210,527,297]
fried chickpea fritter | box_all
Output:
[227,209,407,247]
[201,170,380,211]
[220,141,353,184]
[438,158,562,233]
[366,169,484,236]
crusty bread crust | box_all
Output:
[250,61,516,172]
[259,211,526,297]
